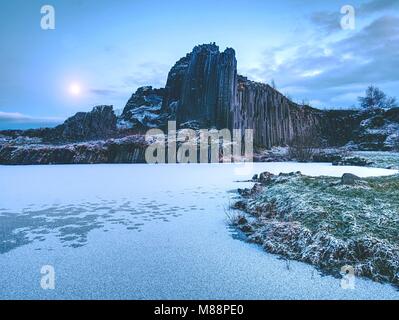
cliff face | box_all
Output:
[319,110,363,147]
[1,43,396,165]
[120,86,165,130]
[0,43,326,165]
[234,76,321,148]
[160,44,321,148]
[56,105,117,142]
[162,43,237,129]
[318,108,399,150]
[0,105,118,143]
[0,136,148,165]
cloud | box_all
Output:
[299,16,399,88]
[309,0,399,35]
[0,111,63,124]
[248,15,399,108]
[359,0,399,15]
[309,11,340,34]
[90,88,119,96]
[85,62,169,101]
[123,62,169,90]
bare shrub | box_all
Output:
[288,127,320,162]
[224,204,247,226]
[339,148,353,158]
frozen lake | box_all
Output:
[0,162,398,299]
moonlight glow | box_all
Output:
[69,83,81,96]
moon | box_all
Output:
[69,83,81,96]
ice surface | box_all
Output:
[0,163,398,299]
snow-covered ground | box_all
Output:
[0,163,398,299]
[353,151,399,169]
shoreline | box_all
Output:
[232,171,399,287]
[1,163,398,299]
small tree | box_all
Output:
[358,86,397,110]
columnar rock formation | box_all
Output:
[0,43,326,158]
[2,43,397,165]
[234,76,321,148]
[162,43,237,129]
[161,43,321,148]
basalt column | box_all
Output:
[234,76,321,149]
[162,43,237,129]
[161,43,320,148]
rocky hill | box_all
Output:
[0,105,118,143]
[1,43,398,164]
[118,43,323,149]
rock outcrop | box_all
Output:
[234,76,321,148]
[160,44,321,148]
[54,105,117,142]
[162,43,237,129]
[354,108,399,151]
[120,87,166,130]
[1,43,398,165]
[320,108,399,150]
[1,105,118,143]
[0,43,365,150]
[319,110,363,147]
[0,135,148,165]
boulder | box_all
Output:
[259,171,274,184]
[341,173,361,185]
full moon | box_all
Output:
[69,83,81,96]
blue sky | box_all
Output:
[0,0,398,129]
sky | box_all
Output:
[0,0,398,129]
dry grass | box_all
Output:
[234,172,399,285]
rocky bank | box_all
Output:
[233,171,399,286]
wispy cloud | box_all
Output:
[0,111,63,124]
[360,0,399,14]
[245,14,399,108]
[123,62,169,90]
[86,62,169,100]
[309,0,399,35]
[297,16,399,88]
[309,11,340,34]
[89,88,119,96]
